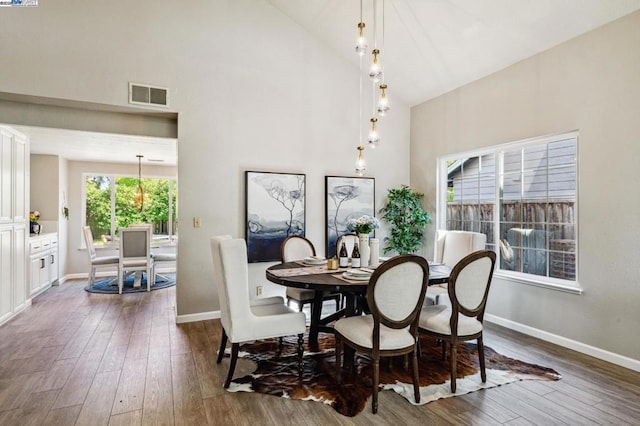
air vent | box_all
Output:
[129,82,169,108]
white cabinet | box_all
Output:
[49,236,59,284]
[0,226,12,324]
[29,233,58,297]
[13,225,27,311]
[0,127,27,224]
[0,224,28,324]
[0,126,29,327]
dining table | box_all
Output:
[265,259,452,348]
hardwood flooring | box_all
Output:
[0,280,639,425]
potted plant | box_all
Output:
[379,185,431,255]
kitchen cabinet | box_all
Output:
[0,126,29,326]
[29,233,58,297]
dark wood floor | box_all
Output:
[1,280,639,425]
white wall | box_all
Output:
[0,0,410,317]
[411,11,640,360]
[58,157,69,278]
[30,154,58,223]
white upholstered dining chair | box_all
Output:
[118,227,153,294]
[82,226,119,288]
[211,236,307,388]
[213,235,286,311]
[335,255,430,414]
[419,250,496,393]
[128,223,177,283]
[427,230,487,305]
[281,235,341,311]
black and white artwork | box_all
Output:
[245,171,306,262]
[325,176,375,258]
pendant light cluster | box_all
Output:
[354,0,390,176]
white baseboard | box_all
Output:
[62,271,116,281]
[61,273,85,281]
[485,314,640,372]
[175,310,220,324]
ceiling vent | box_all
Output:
[129,82,169,108]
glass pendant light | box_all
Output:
[355,146,367,176]
[135,154,144,212]
[355,22,368,56]
[368,49,383,82]
[368,117,379,148]
[377,83,390,116]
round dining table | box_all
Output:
[265,260,452,348]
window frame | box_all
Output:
[436,131,582,294]
[81,172,178,249]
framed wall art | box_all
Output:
[245,171,306,262]
[325,175,375,258]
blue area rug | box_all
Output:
[85,273,176,294]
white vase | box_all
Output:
[358,234,370,267]
[369,238,380,267]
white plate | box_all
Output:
[303,257,326,265]
[346,268,371,277]
[343,272,371,281]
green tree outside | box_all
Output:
[85,175,177,244]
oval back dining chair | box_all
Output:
[280,235,341,312]
[427,230,487,305]
[334,255,430,414]
[419,250,496,393]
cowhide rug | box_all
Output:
[224,334,561,417]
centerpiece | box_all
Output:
[346,214,380,236]
[346,215,380,267]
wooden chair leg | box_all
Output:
[372,356,379,414]
[350,348,356,375]
[224,342,239,389]
[478,335,486,383]
[278,336,284,355]
[216,328,228,364]
[335,337,342,384]
[450,342,457,393]
[297,333,304,378]
[412,349,421,404]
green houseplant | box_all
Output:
[379,185,431,255]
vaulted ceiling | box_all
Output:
[25,0,640,163]
[268,0,640,105]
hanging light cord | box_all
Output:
[136,155,144,211]
[359,47,363,147]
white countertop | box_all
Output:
[29,232,57,240]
